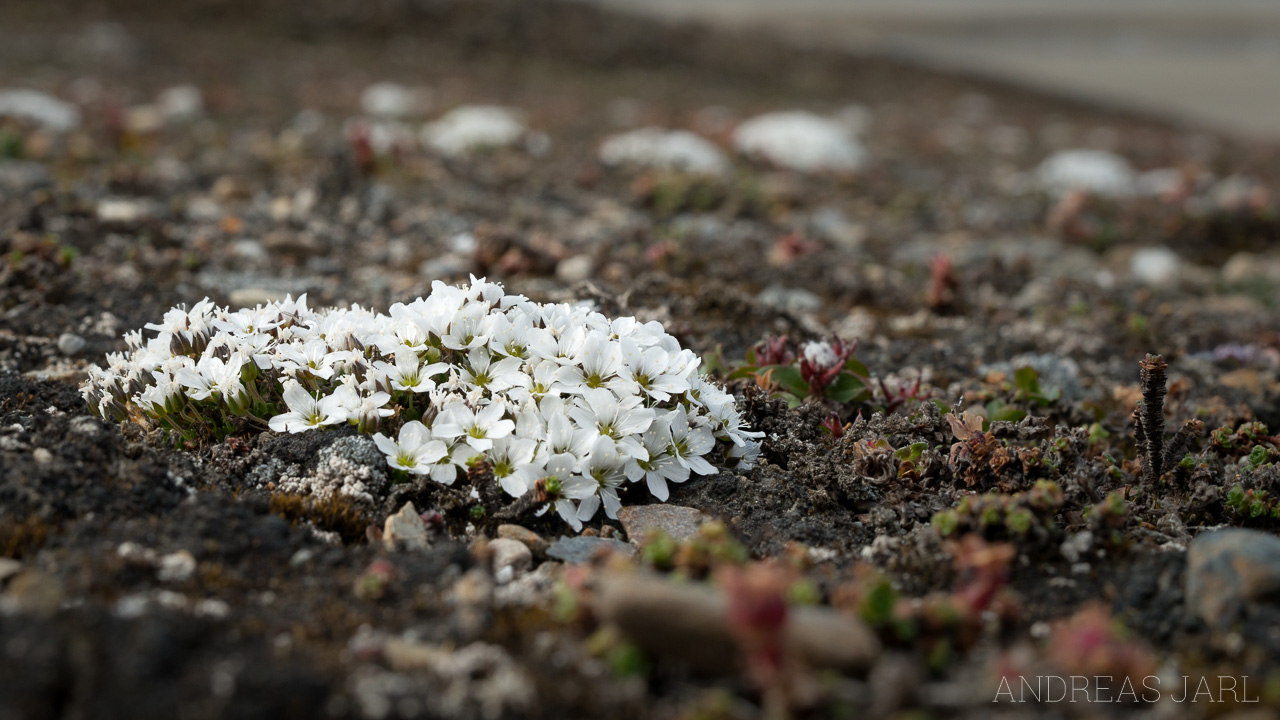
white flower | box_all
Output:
[543,401,594,459]
[566,436,628,521]
[624,416,688,501]
[726,439,761,471]
[702,394,765,447]
[568,387,654,460]
[373,421,448,475]
[619,339,692,402]
[431,401,515,452]
[137,370,184,415]
[175,354,246,403]
[542,453,583,532]
[442,303,493,351]
[556,332,626,394]
[458,348,526,393]
[268,381,350,433]
[275,339,344,380]
[668,405,719,475]
[802,340,838,370]
[487,437,542,497]
[375,347,448,393]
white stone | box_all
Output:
[0,559,21,584]
[384,502,429,551]
[1036,149,1135,197]
[157,551,197,583]
[421,106,525,157]
[489,539,533,582]
[733,111,865,173]
[125,105,163,134]
[598,127,728,175]
[229,288,286,308]
[1135,168,1183,197]
[555,255,595,284]
[157,85,203,122]
[0,89,80,131]
[757,284,823,314]
[56,333,86,356]
[360,82,426,118]
[96,199,146,224]
[186,196,223,222]
[1130,246,1180,286]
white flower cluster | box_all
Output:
[82,277,762,531]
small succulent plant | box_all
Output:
[716,335,870,409]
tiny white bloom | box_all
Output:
[268,381,350,433]
[624,416,688,502]
[373,421,448,474]
[431,401,515,452]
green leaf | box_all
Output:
[765,365,809,397]
[1013,366,1040,394]
[726,365,760,381]
[986,399,1026,424]
[700,344,730,377]
[893,441,927,462]
[845,357,870,378]
[825,372,868,404]
[1249,445,1270,468]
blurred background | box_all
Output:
[591,0,1280,139]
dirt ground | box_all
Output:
[4,1,1280,718]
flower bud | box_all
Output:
[165,391,185,415]
[102,397,129,423]
[356,408,381,434]
[169,332,189,357]
[224,390,248,416]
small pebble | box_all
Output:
[496,524,548,556]
[546,536,636,564]
[157,551,197,583]
[555,255,595,284]
[57,332,86,356]
[383,502,429,551]
[489,538,533,581]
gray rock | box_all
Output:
[756,284,823,315]
[555,255,595,284]
[56,332,86,356]
[0,161,51,191]
[594,572,879,674]
[617,505,710,545]
[419,253,471,279]
[980,353,1086,403]
[0,558,21,584]
[809,207,866,251]
[1130,245,1180,286]
[157,551,197,583]
[545,536,636,564]
[229,288,286,308]
[496,524,548,556]
[1186,528,1280,627]
[489,538,533,581]
[0,571,64,618]
[383,502,429,551]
